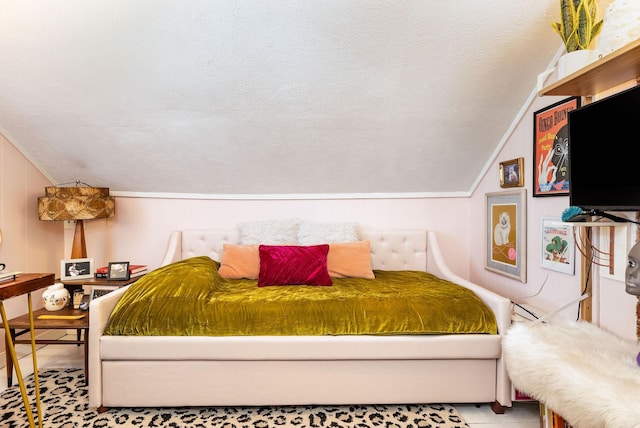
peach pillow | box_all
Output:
[218,244,260,279]
[328,241,375,279]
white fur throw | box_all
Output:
[504,320,640,428]
[297,222,359,245]
[239,218,300,245]
[238,219,360,246]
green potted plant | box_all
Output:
[552,0,603,52]
[552,0,603,77]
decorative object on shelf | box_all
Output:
[594,0,640,59]
[95,264,146,279]
[73,289,84,309]
[60,258,94,281]
[552,0,603,78]
[532,96,580,197]
[552,0,603,52]
[0,271,19,283]
[557,49,595,78]
[42,283,70,311]
[37,181,116,259]
[541,218,575,275]
[90,286,117,300]
[499,157,524,188]
[107,261,130,280]
[485,190,527,282]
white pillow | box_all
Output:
[297,221,359,245]
[239,218,300,245]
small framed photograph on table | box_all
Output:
[107,262,130,280]
[90,286,118,300]
[61,258,94,281]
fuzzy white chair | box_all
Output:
[504,320,640,428]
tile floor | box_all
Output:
[1,330,541,427]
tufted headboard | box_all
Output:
[160,229,428,271]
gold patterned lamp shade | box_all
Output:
[38,183,115,259]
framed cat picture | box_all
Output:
[485,190,527,282]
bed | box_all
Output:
[88,226,513,412]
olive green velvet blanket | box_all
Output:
[104,256,497,336]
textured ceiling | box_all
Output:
[0,1,567,197]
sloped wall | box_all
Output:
[469,85,639,341]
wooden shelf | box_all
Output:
[569,221,629,227]
[539,38,640,96]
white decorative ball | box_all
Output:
[42,283,70,311]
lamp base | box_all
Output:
[70,220,87,259]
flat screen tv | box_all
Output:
[569,84,640,211]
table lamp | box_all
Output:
[37,182,115,258]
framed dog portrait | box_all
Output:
[485,190,527,282]
[499,157,524,188]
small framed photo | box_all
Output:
[61,258,94,281]
[90,286,118,300]
[107,261,130,280]
[485,189,527,282]
[541,218,575,275]
[499,157,524,188]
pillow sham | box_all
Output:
[218,244,260,279]
[239,218,300,245]
[297,221,359,245]
[328,240,375,279]
[258,244,332,287]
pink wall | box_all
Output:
[0,133,63,354]
[469,88,638,341]
[84,195,472,278]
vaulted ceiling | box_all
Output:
[0,1,567,197]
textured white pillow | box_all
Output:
[239,218,300,245]
[297,221,359,245]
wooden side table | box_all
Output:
[59,275,142,295]
[0,273,55,428]
[6,305,89,387]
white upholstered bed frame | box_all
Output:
[88,229,513,411]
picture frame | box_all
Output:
[485,189,527,282]
[90,286,118,300]
[541,218,575,275]
[533,96,580,197]
[499,157,524,188]
[107,261,130,280]
[60,258,94,281]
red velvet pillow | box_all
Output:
[258,245,332,287]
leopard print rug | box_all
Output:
[0,368,470,427]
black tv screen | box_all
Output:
[568,85,640,211]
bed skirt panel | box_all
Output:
[101,359,497,408]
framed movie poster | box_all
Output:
[533,96,580,197]
[485,190,527,282]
